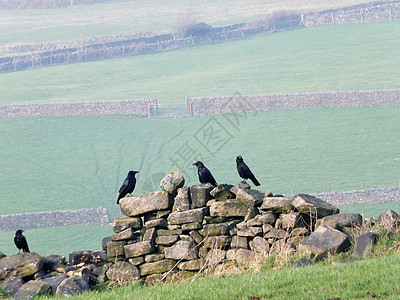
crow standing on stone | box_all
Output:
[236,155,260,186]
[117,170,139,204]
[14,230,30,253]
[193,161,218,187]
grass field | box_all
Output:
[37,250,400,299]
[0,0,374,45]
[1,105,399,218]
[1,21,400,105]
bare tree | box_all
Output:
[175,4,197,38]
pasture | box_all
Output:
[1,106,399,217]
[1,21,400,105]
[0,0,375,45]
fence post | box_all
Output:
[148,103,151,118]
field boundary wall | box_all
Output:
[0,207,110,232]
[1,1,399,73]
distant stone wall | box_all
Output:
[1,1,399,73]
[0,99,157,118]
[188,89,400,116]
[0,207,110,232]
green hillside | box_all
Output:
[0,0,374,44]
[1,22,399,105]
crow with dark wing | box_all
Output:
[14,229,30,253]
[193,161,218,187]
[236,155,260,186]
[117,170,139,204]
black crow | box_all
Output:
[14,229,30,253]
[193,161,218,187]
[117,170,139,204]
[236,155,260,186]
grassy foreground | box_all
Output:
[38,251,400,299]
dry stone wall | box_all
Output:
[102,170,366,284]
[0,99,157,118]
[0,207,110,232]
[188,89,400,116]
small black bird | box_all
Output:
[117,170,139,204]
[14,229,30,253]
[193,161,218,187]
[236,155,260,186]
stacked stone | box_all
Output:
[105,170,357,284]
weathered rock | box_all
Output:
[106,241,126,258]
[270,240,296,254]
[230,182,251,194]
[244,206,259,221]
[353,232,377,259]
[173,187,191,212]
[40,274,68,293]
[160,171,185,194]
[0,253,43,280]
[164,241,198,260]
[167,207,208,225]
[182,222,203,231]
[165,270,195,284]
[190,184,214,208]
[378,210,400,230]
[291,194,339,218]
[91,250,108,265]
[111,227,136,241]
[113,217,142,233]
[0,251,6,259]
[299,225,350,259]
[128,256,145,266]
[189,231,204,245]
[105,261,140,283]
[145,218,168,229]
[264,228,288,239]
[124,241,155,258]
[210,199,248,217]
[0,276,24,296]
[234,188,264,207]
[237,227,262,237]
[14,280,51,299]
[210,184,235,200]
[120,191,172,217]
[179,235,193,242]
[142,228,157,243]
[157,229,183,236]
[280,212,309,229]
[42,254,67,271]
[230,236,248,249]
[69,251,93,265]
[145,254,165,263]
[204,235,232,249]
[155,235,179,246]
[206,249,226,266]
[249,236,270,254]
[202,222,236,236]
[177,259,204,271]
[290,257,312,267]
[55,276,89,297]
[317,213,363,229]
[140,259,176,276]
[235,249,256,268]
[260,197,293,213]
[144,274,163,285]
[246,212,276,227]
[203,216,228,224]
[101,236,111,251]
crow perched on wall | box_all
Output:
[193,161,218,187]
[236,155,260,186]
[117,170,139,204]
[14,229,30,253]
